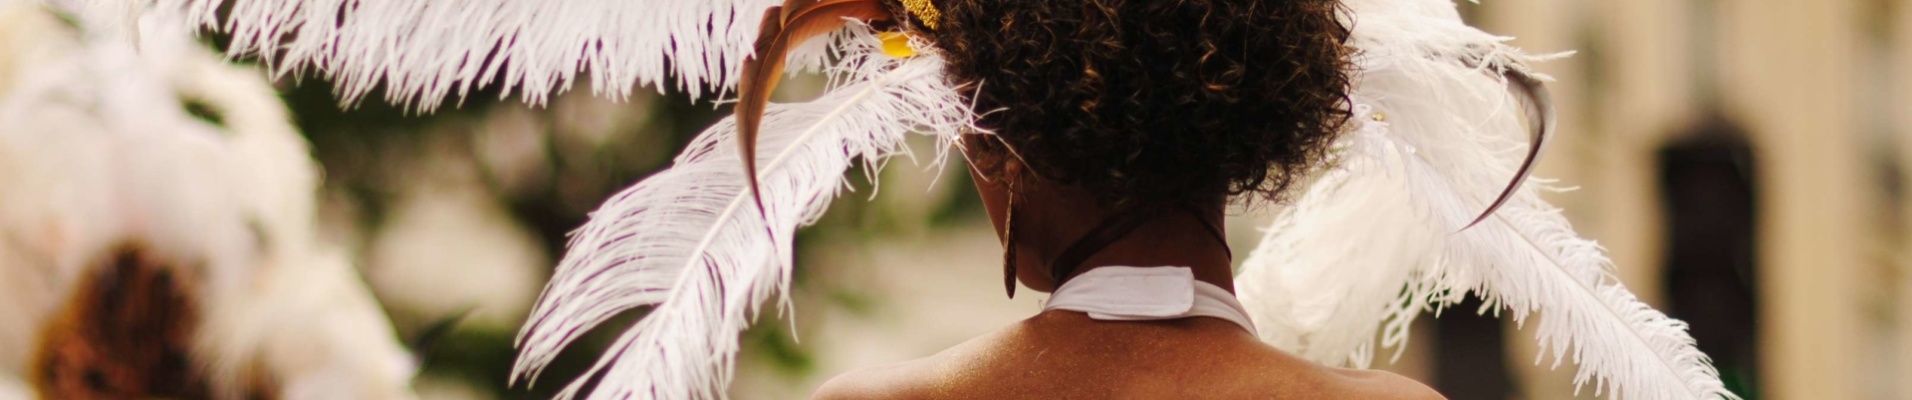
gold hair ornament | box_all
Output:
[900,0,940,29]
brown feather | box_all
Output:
[736,0,892,221]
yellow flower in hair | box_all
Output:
[878,32,918,58]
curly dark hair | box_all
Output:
[913,0,1354,206]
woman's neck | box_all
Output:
[992,175,1235,293]
[1063,203,1235,293]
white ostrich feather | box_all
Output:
[511,29,971,399]
[135,0,784,108]
[1238,1,1736,399]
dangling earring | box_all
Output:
[1002,186,1019,299]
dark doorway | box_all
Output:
[1656,117,1762,399]
[1432,297,1514,400]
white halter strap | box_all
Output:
[1041,266,1258,336]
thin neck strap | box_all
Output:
[1048,203,1232,285]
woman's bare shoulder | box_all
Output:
[811,319,1444,400]
[1314,367,1446,400]
[1207,341,1446,399]
[813,353,1445,400]
[810,359,935,400]
[811,324,1024,399]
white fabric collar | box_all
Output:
[1041,266,1258,336]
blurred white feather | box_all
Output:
[1237,1,1736,399]
[0,4,417,398]
[511,28,971,399]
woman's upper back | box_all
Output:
[812,311,1444,399]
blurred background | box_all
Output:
[0,0,1906,399]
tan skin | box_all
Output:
[812,141,1445,399]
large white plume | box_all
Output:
[1237,1,1737,399]
[510,29,973,399]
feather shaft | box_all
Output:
[693,57,895,292]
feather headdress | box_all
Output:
[89,0,1731,397]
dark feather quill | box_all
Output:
[1462,68,1554,230]
[737,0,893,219]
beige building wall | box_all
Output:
[1720,1,1867,398]
[1899,0,1912,397]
